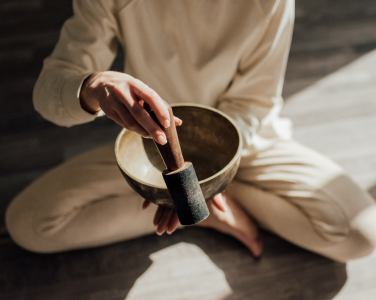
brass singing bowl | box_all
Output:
[115,104,243,208]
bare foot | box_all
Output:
[197,192,263,258]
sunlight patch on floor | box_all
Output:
[125,242,232,300]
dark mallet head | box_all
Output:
[163,162,209,225]
[144,103,209,225]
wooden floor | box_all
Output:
[1,0,376,299]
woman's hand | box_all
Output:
[142,200,180,235]
[141,192,227,236]
[143,192,263,258]
[80,71,182,144]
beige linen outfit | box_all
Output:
[6,0,376,262]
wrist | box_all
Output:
[79,72,102,114]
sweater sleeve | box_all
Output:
[33,0,120,127]
[217,0,294,156]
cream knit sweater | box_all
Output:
[33,0,294,159]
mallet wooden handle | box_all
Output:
[144,103,185,172]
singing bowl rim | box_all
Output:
[114,103,243,189]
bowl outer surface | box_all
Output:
[115,104,242,207]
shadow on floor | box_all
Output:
[0,227,347,300]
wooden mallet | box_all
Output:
[144,103,210,225]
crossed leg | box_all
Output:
[225,140,376,262]
[6,143,158,253]
[6,140,376,262]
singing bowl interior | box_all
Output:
[115,104,242,207]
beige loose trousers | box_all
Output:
[6,139,376,262]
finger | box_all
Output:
[111,103,151,138]
[142,200,151,210]
[153,206,165,227]
[212,193,227,212]
[249,235,264,258]
[166,212,180,235]
[119,97,168,145]
[141,100,181,127]
[130,79,170,128]
[156,208,174,236]
[105,109,128,128]
[174,116,183,126]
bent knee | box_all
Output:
[330,205,376,262]
[332,229,375,263]
[5,196,54,254]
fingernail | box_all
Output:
[175,117,183,126]
[157,135,167,145]
[163,119,170,128]
[156,231,163,236]
[166,230,172,235]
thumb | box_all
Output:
[174,116,183,126]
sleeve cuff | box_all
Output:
[61,73,103,123]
